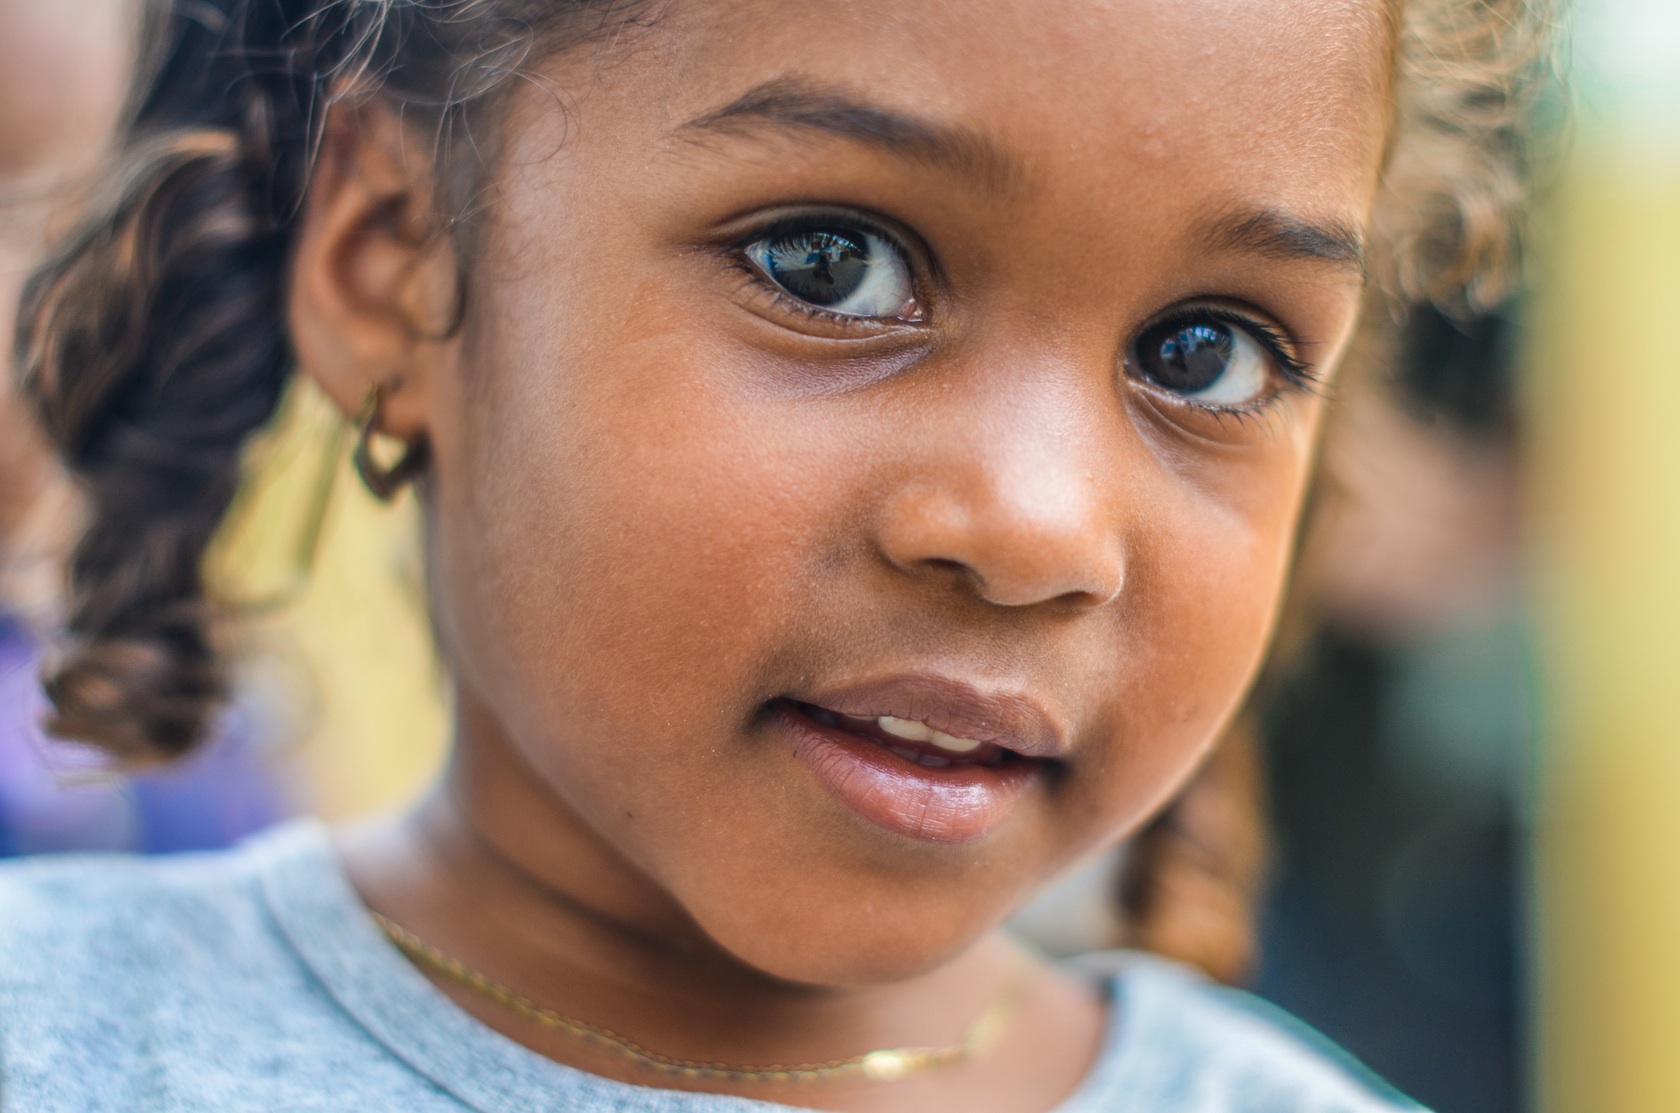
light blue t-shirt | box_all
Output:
[0,821,1423,1112]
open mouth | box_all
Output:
[773,694,1049,842]
[791,702,1024,770]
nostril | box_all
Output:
[876,482,1125,609]
[915,553,1122,610]
[977,571,1124,610]
[969,531,1127,610]
[917,556,990,597]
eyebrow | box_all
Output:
[1203,208,1368,278]
[675,78,1023,196]
[678,81,1367,278]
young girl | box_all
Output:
[0,0,1549,1110]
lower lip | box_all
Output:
[777,704,1041,843]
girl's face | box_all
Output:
[414,0,1390,984]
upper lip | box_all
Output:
[793,673,1069,760]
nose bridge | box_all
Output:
[877,360,1129,609]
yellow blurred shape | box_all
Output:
[1529,129,1680,1111]
[207,378,448,820]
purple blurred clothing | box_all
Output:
[0,611,290,857]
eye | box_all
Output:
[745,223,918,320]
[1132,314,1281,408]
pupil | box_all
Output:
[1150,323,1232,392]
[768,232,869,306]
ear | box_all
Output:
[287,99,460,442]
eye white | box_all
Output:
[1181,326,1270,406]
[825,233,913,317]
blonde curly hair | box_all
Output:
[1380,0,1561,315]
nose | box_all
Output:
[875,396,1127,610]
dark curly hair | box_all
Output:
[13,0,649,760]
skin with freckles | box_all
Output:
[290,1,1393,1110]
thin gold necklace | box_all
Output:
[373,913,1026,1084]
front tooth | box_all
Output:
[878,716,933,742]
[927,729,983,754]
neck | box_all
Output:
[337,698,1018,1050]
[334,697,1105,1112]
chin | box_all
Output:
[688,888,1001,988]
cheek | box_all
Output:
[427,282,845,819]
[1066,409,1319,827]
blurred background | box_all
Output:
[2,2,1677,1112]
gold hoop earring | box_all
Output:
[353,384,429,501]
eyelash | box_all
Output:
[726,259,877,329]
[1138,305,1318,414]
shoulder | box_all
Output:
[1073,952,1427,1113]
[0,823,320,1019]
[0,822,377,1111]
[0,824,293,968]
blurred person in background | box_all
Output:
[1255,305,1533,1113]
[0,0,289,855]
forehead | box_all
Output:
[642,0,1393,214]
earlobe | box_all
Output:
[285,99,457,444]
